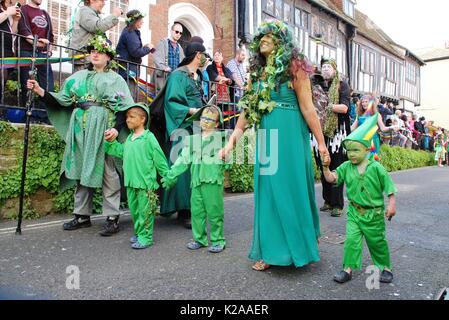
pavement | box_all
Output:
[0,166,448,300]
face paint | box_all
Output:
[199,53,207,67]
[321,63,336,80]
[200,110,219,131]
[345,141,369,165]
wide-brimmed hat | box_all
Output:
[86,35,116,59]
[178,42,211,67]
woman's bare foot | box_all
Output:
[252,260,270,271]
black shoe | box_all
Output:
[99,217,120,236]
[177,209,191,220]
[320,203,332,212]
[333,270,352,284]
[380,270,393,283]
[63,215,91,231]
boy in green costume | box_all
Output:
[105,103,169,249]
[322,113,397,283]
[162,105,229,253]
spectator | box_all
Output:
[207,49,235,128]
[377,98,394,123]
[18,0,54,118]
[226,48,247,103]
[349,93,357,125]
[153,23,185,92]
[116,9,154,101]
[69,0,122,72]
[0,0,21,102]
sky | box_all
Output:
[356,0,449,51]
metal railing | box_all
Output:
[0,29,245,129]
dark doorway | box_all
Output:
[176,22,192,52]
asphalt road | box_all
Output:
[0,166,448,300]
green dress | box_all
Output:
[160,67,203,216]
[248,82,321,267]
[46,69,134,190]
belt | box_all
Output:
[350,201,383,215]
[76,102,103,110]
[275,102,298,110]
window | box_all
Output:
[406,62,417,84]
[283,0,292,24]
[360,47,375,74]
[343,0,355,18]
[47,0,72,47]
[294,7,309,30]
[386,60,398,81]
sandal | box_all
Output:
[252,260,270,271]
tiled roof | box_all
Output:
[354,9,403,58]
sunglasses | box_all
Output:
[174,30,183,35]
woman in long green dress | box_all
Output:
[221,21,329,270]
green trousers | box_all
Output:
[127,188,157,246]
[343,204,391,271]
[191,183,225,247]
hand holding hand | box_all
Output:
[161,176,177,189]
[104,128,119,142]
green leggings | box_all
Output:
[343,204,391,271]
[191,184,225,247]
[127,188,157,246]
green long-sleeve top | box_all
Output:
[336,160,397,208]
[167,132,230,188]
[164,67,203,137]
[104,130,169,190]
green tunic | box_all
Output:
[165,132,229,246]
[336,160,397,271]
[248,82,321,267]
[160,67,203,215]
[46,69,134,189]
[105,130,169,246]
[336,160,397,208]
[104,130,169,190]
[166,132,229,187]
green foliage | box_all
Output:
[5,199,40,220]
[5,80,19,93]
[0,121,18,148]
[228,130,255,193]
[227,138,434,192]
[379,145,434,172]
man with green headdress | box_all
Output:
[155,42,208,229]
[322,113,397,284]
[27,35,134,236]
[312,58,351,217]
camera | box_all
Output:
[15,2,21,8]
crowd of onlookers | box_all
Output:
[0,0,248,128]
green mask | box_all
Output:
[345,141,369,165]
[199,54,207,67]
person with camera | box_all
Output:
[70,0,123,72]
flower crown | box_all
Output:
[86,35,116,58]
[126,12,145,25]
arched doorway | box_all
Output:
[168,3,214,54]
